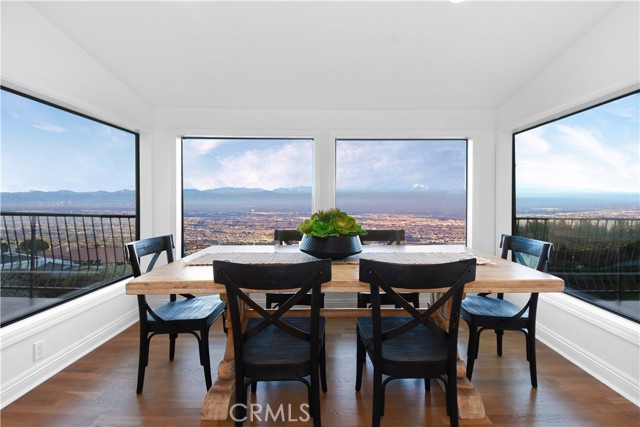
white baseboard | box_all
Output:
[536,294,640,407]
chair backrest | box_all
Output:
[500,234,553,272]
[274,229,303,245]
[359,258,476,358]
[125,235,175,277]
[359,229,406,245]
[213,259,332,362]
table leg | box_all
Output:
[201,294,236,420]
[434,293,489,423]
[200,295,489,422]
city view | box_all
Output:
[181,186,467,253]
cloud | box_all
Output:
[517,123,639,194]
[412,183,430,191]
[186,141,313,190]
[516,127,549,154]
[185,139,227,155]
[32,122,66,133]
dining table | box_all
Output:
[125,243,564,423]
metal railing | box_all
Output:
[515,217,639,302]
[1,212,136,299]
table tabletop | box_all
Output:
[125,244,564,295]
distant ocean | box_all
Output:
[2,190,637,219]
[516,193,639,217]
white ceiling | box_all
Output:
[27,1,622,110]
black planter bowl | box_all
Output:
[299,234,362,260]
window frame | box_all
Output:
[0,86,140,327]
[511,89,640,323]
[180,136,315,255]
[334,137,469,246]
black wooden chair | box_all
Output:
[266,229,325,309]
[355,258,476,427]
[125,235,226,394]
[356,229,420,309]
[360,229,405,245]
[274,228,303,245]
[460,234,553,388]
[214,259,331,427]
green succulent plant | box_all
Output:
[297,208,367,237]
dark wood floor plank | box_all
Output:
[2,319,638,427]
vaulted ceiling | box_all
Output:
[27,1,622,110]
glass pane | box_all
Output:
[182,137,313,254]
[336,139,467,244]
[514,91,640,322]
[0,88,138,327]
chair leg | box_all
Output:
[136,333,150,394]
[380,379,390,416]
[356,293,367,309]
[465,323,479,381]
[199,328,213,390]
[526,330,538,388]
[496,329,504,356]
[355,329,365,391]
[320,336,328,392]
[372,367,382,427]
[447,368,459,427]
[424,378,430,391]
[311,360,322,427]
[169,333,177,361]
[234,373,247,427]
[250,381,257,394]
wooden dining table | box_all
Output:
[125,244,564,423]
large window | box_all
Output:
[514,91,639,322]
[0,87,139,326]
[336,139,467,244]
[182,137,313,254]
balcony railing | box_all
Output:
[1,212,136,322]
[516,217,639,321]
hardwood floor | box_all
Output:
[2,318,638,427]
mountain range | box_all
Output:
[1,188,467,217]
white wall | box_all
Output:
[0,2,151,407]
[496,2,640,405]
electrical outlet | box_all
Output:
[33,340,44,361]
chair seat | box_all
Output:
[356,316,449,376]
[148,295,225,324]
[244,317,326,380]
[461,294,528,320]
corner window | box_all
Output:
[0,87,139,327]
[514,91,639,322]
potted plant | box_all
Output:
[296,208,367,259]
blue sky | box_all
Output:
[1,89,136,193]
[3,88,637,197]
[183,138,313,191]
[515,92,639,196]
[183,138,467,192]
[336,139,466,192]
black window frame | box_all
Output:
[334,137,469,246]
[512,90,640,323]
[0,86,140,327]
[180,136,314,256]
